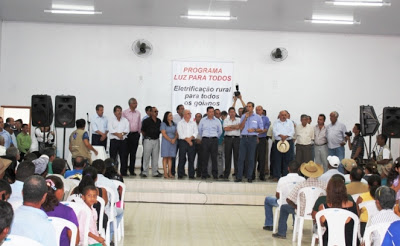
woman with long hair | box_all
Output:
[42,175,80,246]
[160,111,178,178]
[317,175,358,246]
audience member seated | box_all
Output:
[382,218,400,246]
[65,156,86,180]
[0,158,12,182]
[272,161,326,239]
[263,160,305,231]
[82,185,106,245]
[364,162,379,183]
[3,147,20,183]
[0,200,13,243]
[23,152,38,162]
[104,158,124,183]
[72,166,109,231]
[367,186,399,245]
[356,174,381,236]
[8,161,35,210]
[316,175,358,246]
[0,136,5,155]
[50,158,77,200]
[32,147,55,175]
[342,158,367,184]
[9,175,57,246]
[0,180,11,201]
[346,166,369,195]
[319,155,344,183]
[41,175,80,246]
[387,157,400,201]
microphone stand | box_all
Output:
[87,113,91,140]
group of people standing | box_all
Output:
[68,95,394,183]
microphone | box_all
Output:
[87,113,90,123]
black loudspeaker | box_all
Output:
[31,95,53,127]
[360,105,379,136]
[55,95,76,128]
[382,107,400,138]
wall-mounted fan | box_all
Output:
[132,39,153,58]
[270,48,288,62]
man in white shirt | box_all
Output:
[263,160,305,231]
[109,105,130,176]
[91,104,109,149]
[272,110,295,180]
[177,110,198,179]
[319,155,344,183]
[8,161,35,211]
[374,134,393,178]
[326,111,347,173]
[314,114,329,171]
[223,107,241,179]
[295,114,314,165]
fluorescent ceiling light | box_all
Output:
[305,14,360,24]
[44,9,102,15]
[181,15,237,20]
[305,18,360,24]
[51,4,95,11]
[325,0,390,6]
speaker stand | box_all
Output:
[62,127,66,159]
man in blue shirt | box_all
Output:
[199,107,222,179]
[10,175,57,246]
[235,102,264,183]
[272,110,295,181]
[0,117,13,149]
[255,106,270,181]
[91,104,109,149]
[64,156,87,179]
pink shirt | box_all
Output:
[122,108,142,133]
[88,206,100,245]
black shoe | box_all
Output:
[213,176,218,180]
[131,172,137,176]
[184,173,188,176]
[178,176,183,179]
[234,179,242,182]
[140,174,147,178]
[189,176,195,180]
[263,226,273,231]
[121,173,129,177]
[248,179,252,183]
[218,175,224,178]
[232,173,236,176]
[272,233,286,239]
[260,177,266,181]
[207,174,211,178]
[153,173,163,178]
[201,176,206,180]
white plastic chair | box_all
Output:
[351,193,361,203]
[112,180,126,240]
[3,235,42,246]
[98,185,119,246]
[272,193,284,234]
[292,187,326,246]
[61,200,91,246]
[363,222,392,246]
[315,208,360,246]
[358,200,379,227]
[48,216,78,246]
[92,146,107,161]
[97,196,106,238]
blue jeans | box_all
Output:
[264,196,278,226]
[273,140,294,178]
[277,204,295,237]
[328,146,345,173]
[237,136,257,180]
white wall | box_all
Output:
[1,21,399,161]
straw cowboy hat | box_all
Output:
[300,161,324,178]
[342,158,357,172]
[277,140,290,153]
[0,158,12,175]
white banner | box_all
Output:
[172,60,234,115]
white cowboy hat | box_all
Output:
[277,140,290,153]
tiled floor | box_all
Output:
[122,202,314,246]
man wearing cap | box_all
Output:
[295,114,314,166]
[314,114,329,172]
[235,102,264,183]
[272,110,295,181]
[4,123,17,150]
[326,111,347,173]
[272,161,326,239]
[263,160,305,231]
[374,134,393,178]
[319,156,344,183]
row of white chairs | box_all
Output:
[272,187,389,246]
